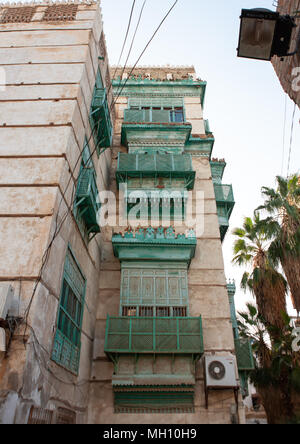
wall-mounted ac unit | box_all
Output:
[205,355,238,388]
[0,284,14,320]
[203,355,240,410]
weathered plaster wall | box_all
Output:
[88,68,242,424]
[0,1,114,424]
[272,0,300,107]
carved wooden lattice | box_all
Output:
[43,4,78,21]
[120,268,188,310]
[0,7,36,23]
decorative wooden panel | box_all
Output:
[120,268,188,314]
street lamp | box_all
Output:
[237,8,299,61]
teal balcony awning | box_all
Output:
[105,315,204,358]
[116,152,195,190]
[112,227,197,265]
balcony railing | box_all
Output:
[74,167,100,234]
[90,87,113,150]
[105,316,204,356]
[234,338,255,371]
[116,153,195,190]
[123,108,185,124]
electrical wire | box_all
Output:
[287,102,296,177]
[111,0,136,84]
[113,0,147,100]
[111,0,179,110]
[281,94,287,176]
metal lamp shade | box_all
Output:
[237,9,279,61]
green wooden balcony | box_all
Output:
[105,316,204,358]
[116,152,195,190]
[121,110,192,149]
[90,87,113,151]
[74,167,100,234]
[214,184,235,242]
[234,338,255,371]
[123,108,185,124]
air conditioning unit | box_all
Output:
[204,355,238,388]
[0,284,14,320]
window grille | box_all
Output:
[156,307,170,317]
[122,306,137,317]
[173,307,187,317]
[139,306,154,317]
[27,406,53,424]
[56,407,76,425]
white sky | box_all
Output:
[100,0,299,315]
[3,0,299,316]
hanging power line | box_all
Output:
[113,0,147,99]
[111,0,137,87]
[281,94,287,176]
[287,102,296,177]
[111,0,179,109]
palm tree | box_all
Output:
[256,175,300,314]
[238,304,300,424]
[232,214,287,331]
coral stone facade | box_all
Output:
[272,0,300,107]
[0,1,251,424]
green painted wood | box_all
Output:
[112,228,196,265]
[213,184,235,242]
[52,248,86,374]
[234,338,255,371]
[121,122,192,149]
[90,86,113,152]
[116,152,195,190]
[114,390,195,413]
[104,316,204,355]
[111,78,207,106]
[210,161,226,184]
[75,167,100,234]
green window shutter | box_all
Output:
[52,248,86,374]
[120,268,189,314]
[90,69,113,152]
[74,139,100,237]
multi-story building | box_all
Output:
[0,1,253,424]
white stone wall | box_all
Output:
[0,1,114,424]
